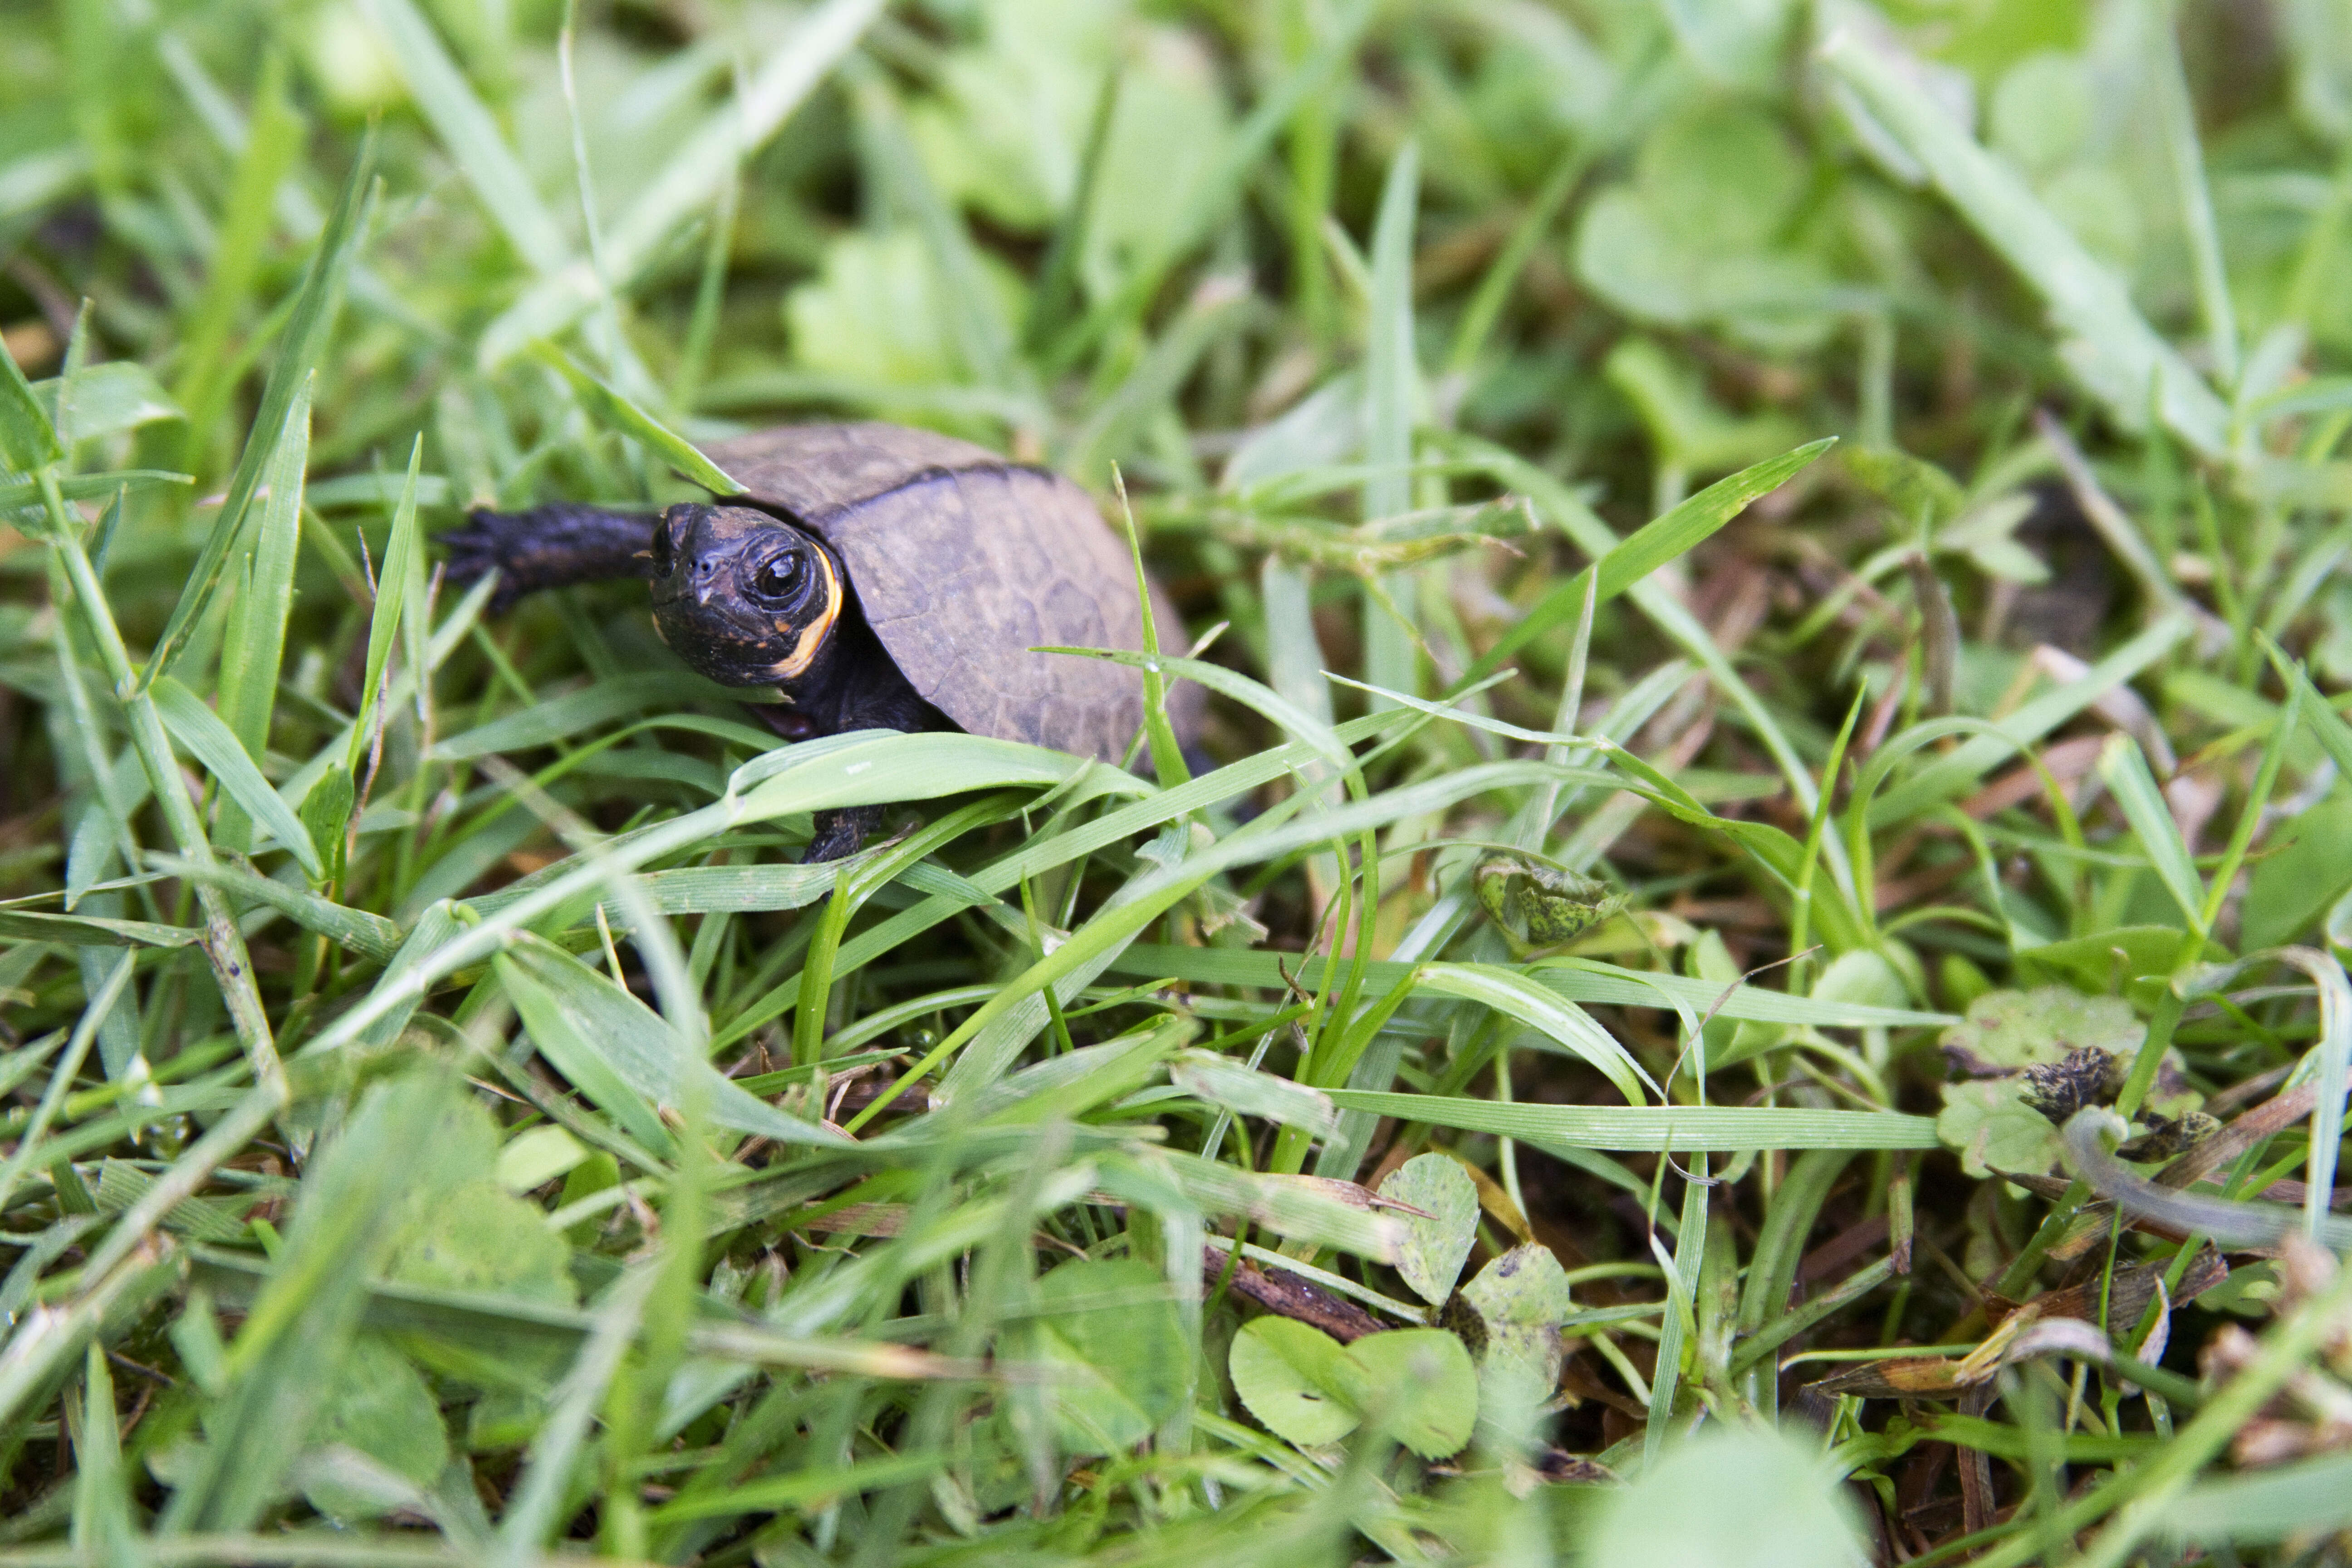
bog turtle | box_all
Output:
[441,421,1201,859]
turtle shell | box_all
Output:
[699,423,1203,765]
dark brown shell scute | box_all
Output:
[700,423,1201,765]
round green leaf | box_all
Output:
[1339,1328,1479,1460]
[1940,986,2143,1073]
[1588,1426,1867,1568]
[1229,1317,1361,1449]
[1029,1259,1186,1454]
[1936,1079,2066,1180]
[300,1336,450,1522]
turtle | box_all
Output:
[440,421,1202,860]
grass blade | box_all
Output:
[1361,140,1421,707]
[1322,1092,1942,1151]
[358,0,568,274]
[141,126,375,689]
[153,676,324,878]
[213,375,311,852]
[1819,29,2229,457]
[534,343,736,493]
[2094,733,2205,935]
[347,438,423,772]
[477,0,884,366]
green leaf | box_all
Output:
[1327,1092,1942,1152]
[299,1336,451,1522]
[1588,1426,1866,1568]
[1936,1079,2067,1180]
[1461,1243,1573,1330]
[1460,1243,1575,1412]
[36,361,183,446]
[1573,105,1846,351]
[300,763,356,887]
[384,1181,577,1306]
[497,948,678,1160]
[1024,1259,1186,1455]
[495,1125,588,1194]
[152,676,323,877]
[1940,987,2146,1073]
[143,124,375,689]
[1377,1154,1480,1306]
[1338,1328,1478,1459]
[1229,1317,1361,1448]
[165,1071,462,1531]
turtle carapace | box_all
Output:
[440,422,1201,862]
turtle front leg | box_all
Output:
[804,805,882,863]
[439,503,657,610]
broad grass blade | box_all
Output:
[152,676,322,877]
[534,343,737,493]
[498,936,846,1147]
[478,0,884,365]
[358,0,568,274]
[2095,733,2205,934]
[214,377,311,851]
[1820,30,2229,457]
[1323,1091,1942,1150]
[143,127,375,689]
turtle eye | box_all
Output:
[650,520,676,577]
[752,550,806,601]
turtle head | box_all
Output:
[649,503,846,688]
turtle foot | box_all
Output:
[803,805,882,863]
[438,504,657,610]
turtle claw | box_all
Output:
[437,510,532,610]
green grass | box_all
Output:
[6,0,2352,1562]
